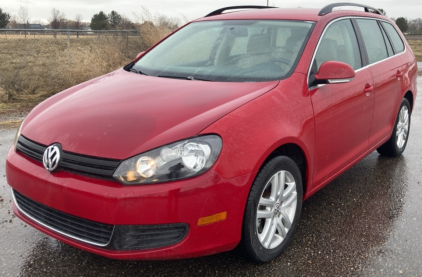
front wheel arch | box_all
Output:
[258,143,309,196]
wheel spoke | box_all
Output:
[281,192,297,209]
[403,111,409,125]
[271,171,285,200]
[257,210,272,219]
[281,211,292,229]
[259,197,275,207]
[282,181,295,200]
[278,171,286,200]
[398,133,404,148]
[263,218,277,248]
[270,174,279,200]
[404,123,409,133]
[275,217,287,238]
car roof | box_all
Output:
[195,7,386,23]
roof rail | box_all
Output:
[318,2,382,16]
[205,6,276,17]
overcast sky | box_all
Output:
[3,0,421,24]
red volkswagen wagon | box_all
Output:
[6,3,418,262]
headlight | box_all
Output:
[13,118,25,151]
[113,135,222,185]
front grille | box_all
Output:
[16,135,121,180]
[13,190,114,246]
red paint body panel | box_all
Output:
[314,61,355,80]
[310,68,374,186]
[7,146,256,258]
[6,7,418,260]
[368,55,404,148]
[202,73,315,182]
[22,69,278,159]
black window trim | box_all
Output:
[378,20,395,56]
[350,18,369,67]
[307,16,408,89]
[379,21,405,55]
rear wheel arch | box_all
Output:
[404,90,414,112]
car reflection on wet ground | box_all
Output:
[1,77,421,277]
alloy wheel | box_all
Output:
[396,105,409,149]
[256,170,297,249]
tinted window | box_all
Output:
[381,22,405,53]
[314,19,362,71]
[380,24,394,56]
[356,19,388,64]
[133,20,313,82]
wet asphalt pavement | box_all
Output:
[1,78,422,277]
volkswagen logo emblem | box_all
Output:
[43,144,61,172]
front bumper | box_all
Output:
[6,147,255,259]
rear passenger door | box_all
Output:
[309,19,374,187]
[355,19,404,148]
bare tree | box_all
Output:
[75,14,83,30]
[120,15,134,30]
[18,5,30,29]
[50,8,66,29]
[157,15,180,31]
[8,15,18,28]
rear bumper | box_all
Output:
[7,147,255,259]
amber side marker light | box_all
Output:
[197,212,227,226]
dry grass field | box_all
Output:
[408,40,422,61]
[0,35,142,105]
[0,20,173,110]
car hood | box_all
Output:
[22,69,278,159]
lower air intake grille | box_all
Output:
[14,190,114,246]
[108,223,189,251]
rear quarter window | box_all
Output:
[381,22,405,53]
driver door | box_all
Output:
[309,19,374,188]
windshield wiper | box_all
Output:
[158,75,211,81]
[124,62,148,76]
[130,67,148,76]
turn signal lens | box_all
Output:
[198,212,227,226]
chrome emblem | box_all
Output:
[43,144,61,172]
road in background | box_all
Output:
[1,78,421,276]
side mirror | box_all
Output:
[135,51,145,60]
[314,61,355,84]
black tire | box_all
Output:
[377,98,411,157]
[241,156,303,263]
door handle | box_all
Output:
[396,70,403,78]
[364,84,373,94]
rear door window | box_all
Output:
[381,22,405,53]
[356,19,388,64]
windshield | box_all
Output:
[132,20,314,82]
